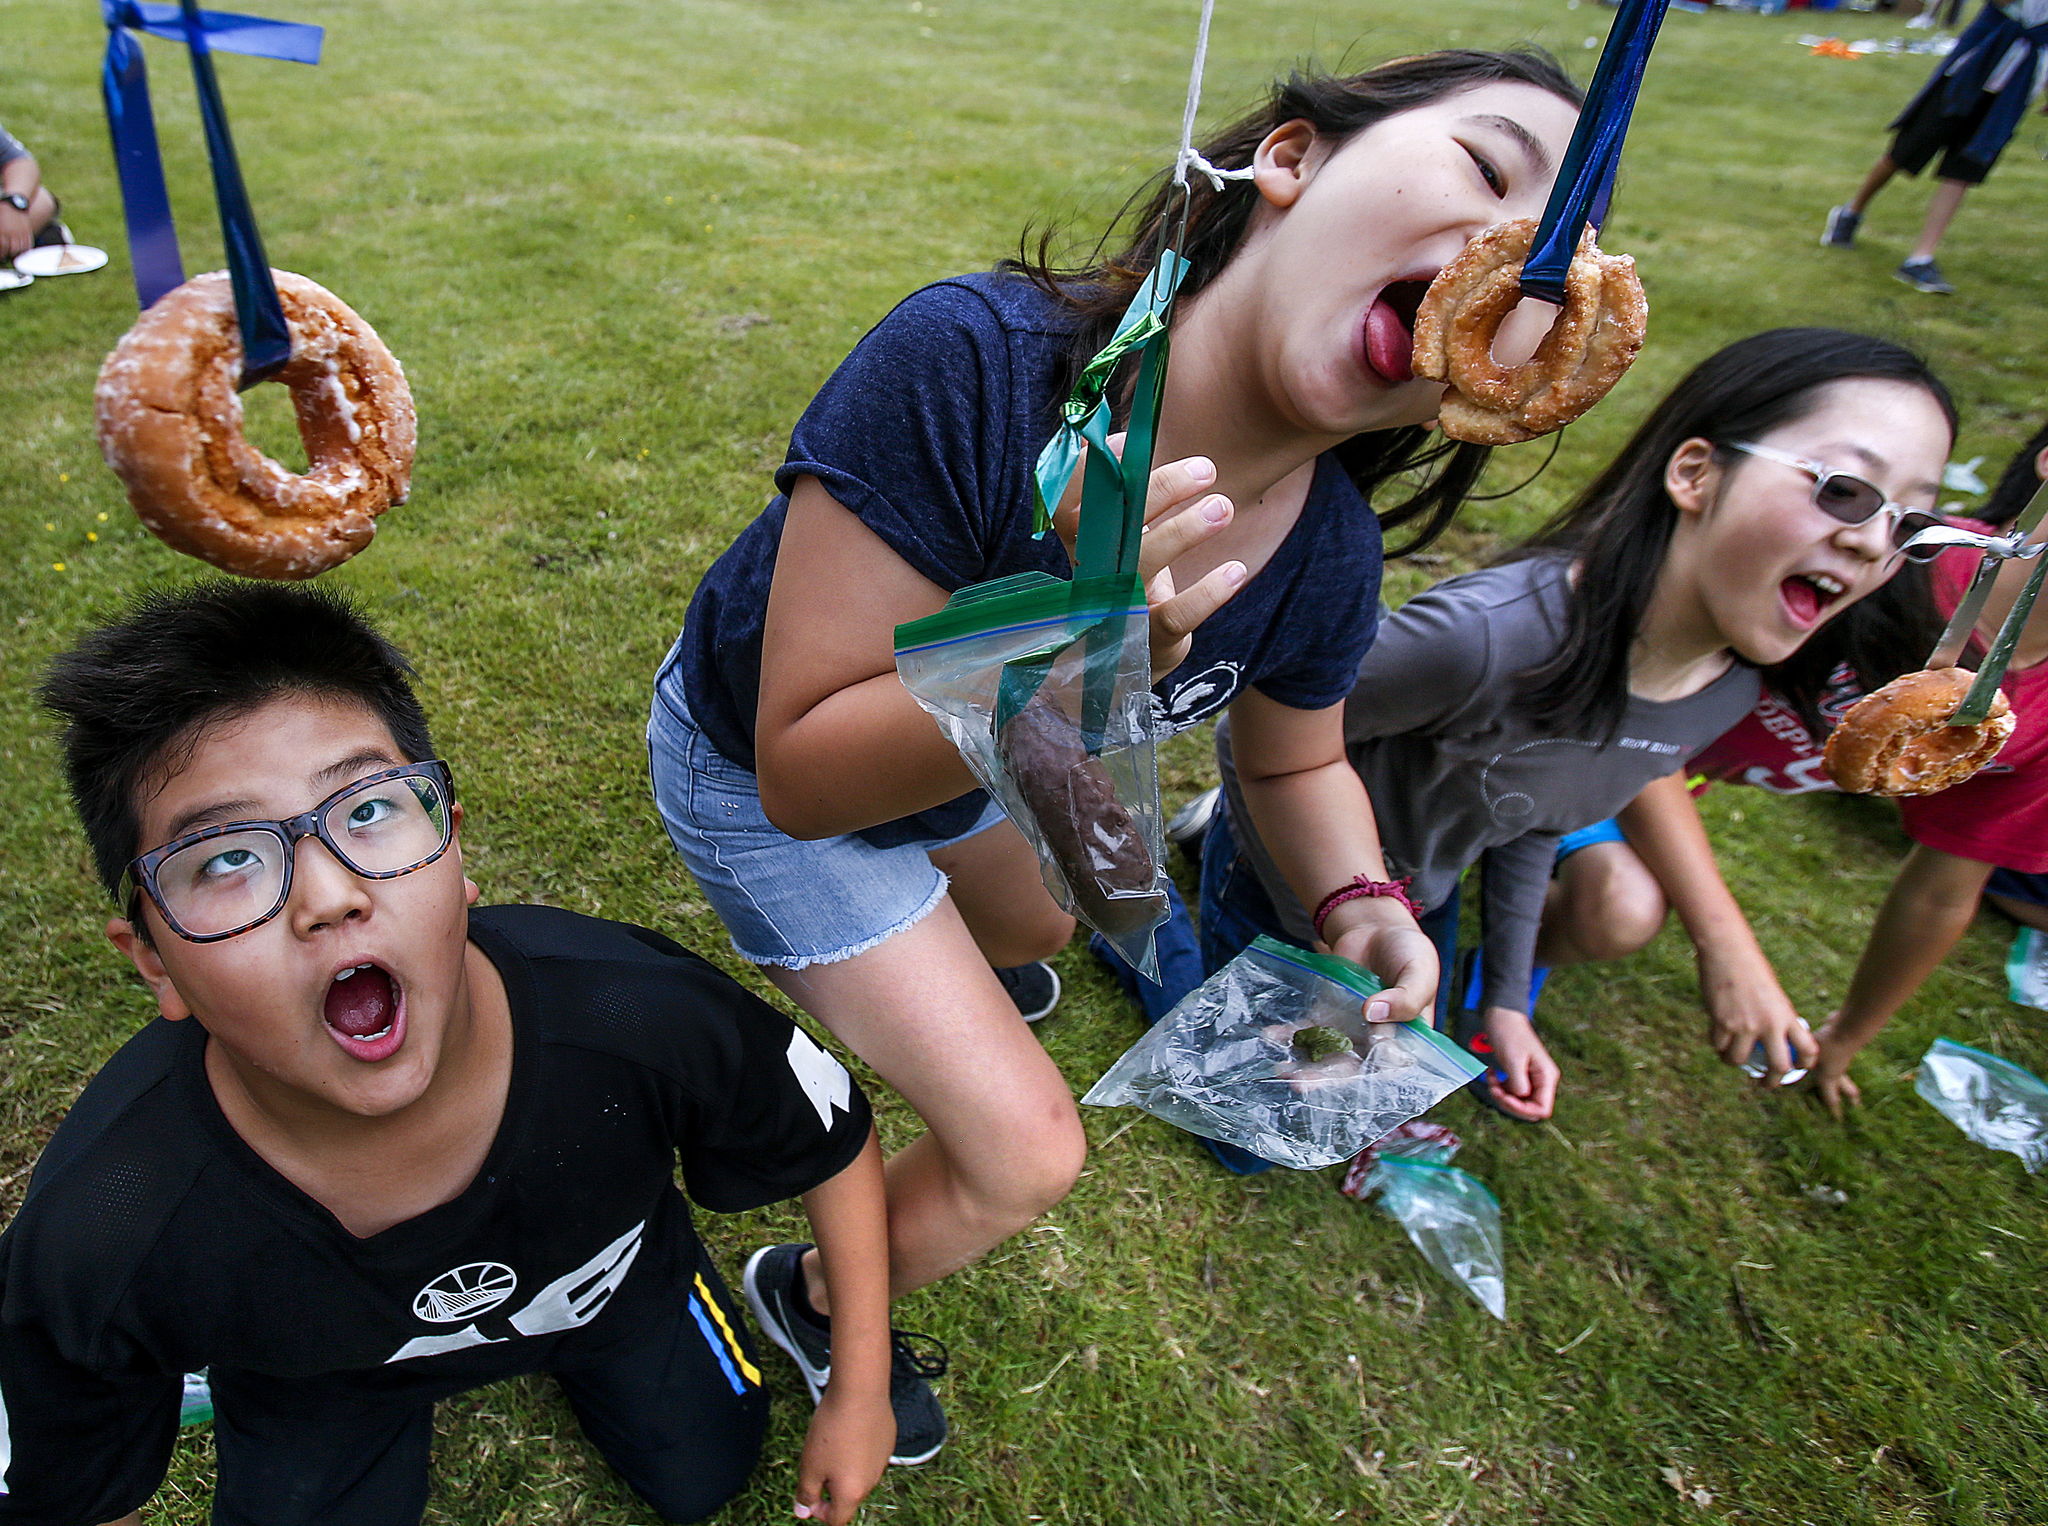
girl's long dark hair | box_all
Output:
[1981,417,2048,527]
[1505,329,1958,742]
[1000,49,1583,556]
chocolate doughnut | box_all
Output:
[998,692,1167,941]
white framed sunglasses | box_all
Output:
[1726,441,1948,563]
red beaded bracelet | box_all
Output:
[1311,874,1423,941]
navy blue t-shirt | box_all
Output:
[666,272,1384,846]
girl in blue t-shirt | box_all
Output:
[648,49,1583,1454]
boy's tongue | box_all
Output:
[325,967,396,1038]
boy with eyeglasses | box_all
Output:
[3,582,894,1526]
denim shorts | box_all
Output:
[647,671,1005,969]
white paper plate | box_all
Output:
[13,243,108,276]
[0,267,32,292]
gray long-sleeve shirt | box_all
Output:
[1218,555,1760,1013]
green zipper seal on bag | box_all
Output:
[894,572,1138,654]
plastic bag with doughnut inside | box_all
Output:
[1081,936,1484,1170]
[895,570,1172,979]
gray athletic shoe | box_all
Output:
[743,1242,951,1466]
[1165,786,1221,853]
[1819,204,1861,248]
[1895,257,1955,295]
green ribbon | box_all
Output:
[1031,250,1190,553]
[1002,250,1189,738]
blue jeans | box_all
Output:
[1103,798,1462,1028]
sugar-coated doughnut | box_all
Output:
[1411,218,1647,446]
[1822,666,2015,796]
[94,270,415,580]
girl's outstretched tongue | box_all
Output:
[1365,281,1428,385]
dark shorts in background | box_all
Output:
[1889,86,2001,184]
[1987,867,2048,910]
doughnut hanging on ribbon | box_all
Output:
[1410,219,1645,446]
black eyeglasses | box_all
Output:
[1728,441,1948,562]
[123,762,456,943]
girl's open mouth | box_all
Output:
[323,962,406,1062]
[1780,571,1846,629]
[1364,279,1431,385]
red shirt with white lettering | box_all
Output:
[1897,520,2048,871]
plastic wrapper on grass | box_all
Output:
[1915,1037,2048,1173]
[1081,936,1483,1169]
[895,572,1169,977]
[1365,1157,1506,1321]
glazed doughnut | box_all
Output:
[1411,218,1647,446]
[1822,666,2015,796]
[95,270,415,579]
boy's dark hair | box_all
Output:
[38,580,434,898]
[1980,418,2048,527]
[1000,49,1585,557]
[1503,328,1958,742]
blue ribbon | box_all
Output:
[1521,0,1670,304]
[100,0,322,386]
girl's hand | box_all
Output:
[1481,1008,1558,1121]
[794,1386,894,1525]
[1322,902,1438,1025]
[1698,944,1817,1083]
[1807,1011,1864,1119]
[1052,439,1248,681]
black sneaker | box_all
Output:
[743,1242,831,1401]
[743,1242,951,1466]
[884,1328,950,1465]
[1895,257,1955,295]
[1819,204,1860,249]
[995,960,1061,1023]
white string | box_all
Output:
[1173,0,1257,193]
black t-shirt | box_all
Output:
[0,905,872,1525]
[666,271,1384,847]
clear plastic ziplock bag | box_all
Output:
[1081,935,1484,1168]
[895,254,1189,979]
[895,572,1170,977]
[1364,1157,1507,1320]
[1915,1036,2048,1173]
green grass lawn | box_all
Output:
[6,1,2048,1521]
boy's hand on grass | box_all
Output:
[1807,1011,1864,1119]
[1699,945,1816,1083]
[1482,1007,1558,1121]
[794,1385,893,1524]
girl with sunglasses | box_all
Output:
[1199,328,1957,1126]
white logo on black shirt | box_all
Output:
[413,1262,518,1323]
[384,1221,645,1364]
[785,1029,853,1132]
[1161,661,1243,730]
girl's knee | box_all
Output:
[983,906,1077,969]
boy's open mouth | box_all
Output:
[323,961,406,1061]
[1364,279,1431,385]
